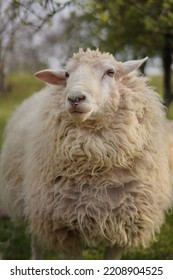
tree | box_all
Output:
[0,0,18,93]
[10,0,72,30]
[1,0,172,104]
[0,0,72,95]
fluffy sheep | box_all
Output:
[0,48,173,259]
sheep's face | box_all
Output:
[64,60,119,122]
[35,49,148,123]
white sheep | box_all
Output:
[0,48,173,259]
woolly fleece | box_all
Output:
[0,49,173,256]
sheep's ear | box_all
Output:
[35,69,67,85]
[118,57,148,77]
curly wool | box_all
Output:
[71,48,115,64]
[0,49,173,256]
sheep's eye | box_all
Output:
[106,69,115,77]
[65,72,69,78]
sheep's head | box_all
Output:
[35,49,147,122]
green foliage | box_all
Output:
[62,0,173,58]
[0,72,173,259]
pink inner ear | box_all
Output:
[35,70,66,85]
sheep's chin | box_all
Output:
[68,110,92,122]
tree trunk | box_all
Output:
[162,33,173,108]
[0,61,5,94]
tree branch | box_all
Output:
[123,0,173,35]
[12,0,72,31]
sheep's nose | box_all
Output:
[67,95,86,107]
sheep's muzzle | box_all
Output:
[66,94,92,122]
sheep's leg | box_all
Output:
[0,207,9,219]
[104,245,124,260]
[31,236,43,260]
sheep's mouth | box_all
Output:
[68,108,92,122]
[71,110,86,114]
[68,108,91,115]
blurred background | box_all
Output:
[0,0,173,259]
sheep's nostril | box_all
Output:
[67,95,86,106]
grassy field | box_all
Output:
[0,72,173,259]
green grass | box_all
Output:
[0,72,173,259]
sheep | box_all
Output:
[0,48,173,260]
